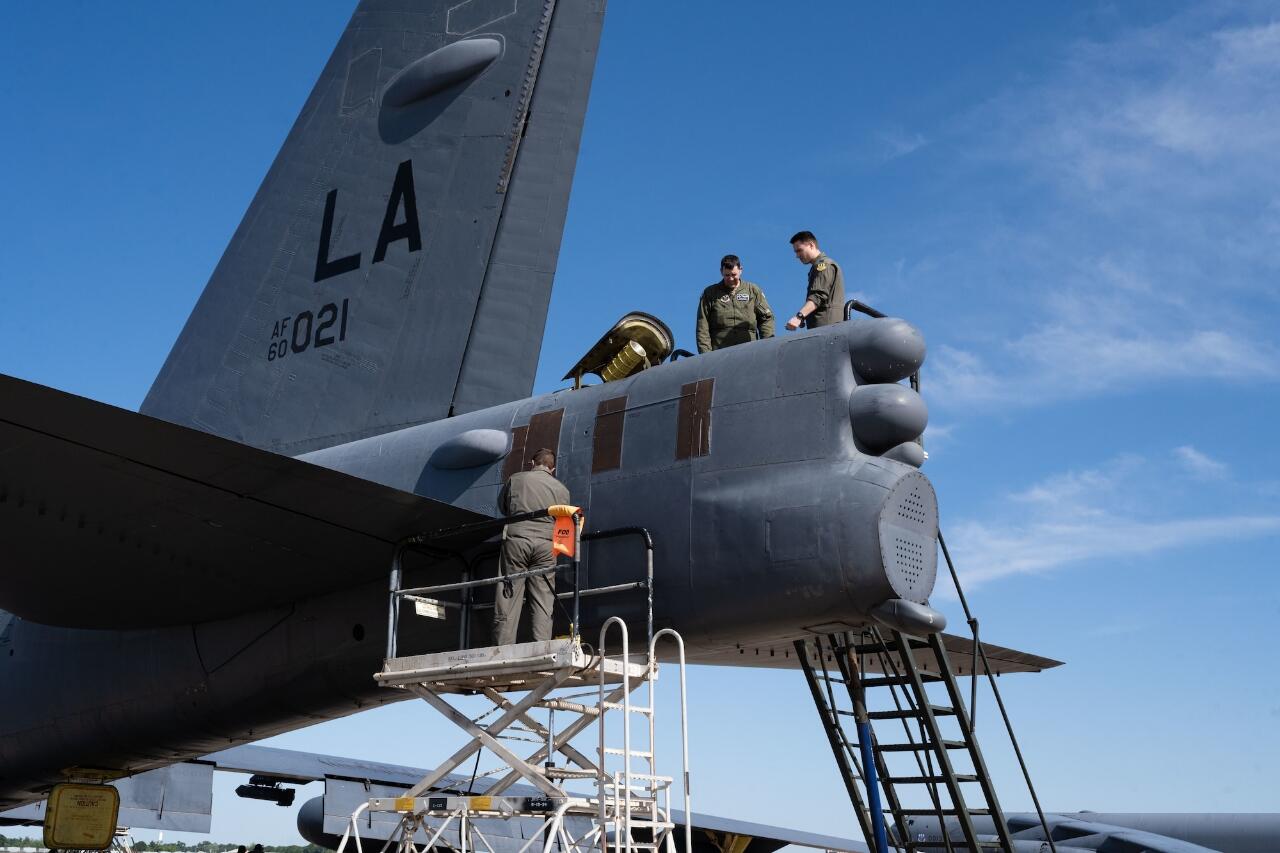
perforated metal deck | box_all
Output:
[375,638,650,693]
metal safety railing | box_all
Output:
[383,511,657,660]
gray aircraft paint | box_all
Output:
[0,0,1058,829]
[898,812,1280,853]
[300,317,937,652]
[142,0,603,454]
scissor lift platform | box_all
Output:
[340,629,690,853]
[375,638,650,693]
[342,514,691,853]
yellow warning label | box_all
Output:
[44,783,120,850]
[470,795,493,811]
[394,796,415,812]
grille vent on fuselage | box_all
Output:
[878,471,938,603]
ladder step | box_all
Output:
[860,674,943,688]
[603,748,654,757]
[543,767,599,779]
[868,704,955,720]
[601,703,655,713]
[887,774,979,785]
[536,698,603,716]
[878,740,967,752]
[898,808,991,817]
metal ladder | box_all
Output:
[797,628,1014,853]
[596,619,690,853]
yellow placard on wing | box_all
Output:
[394,796,416,812]
[44,783,120,850]
[470,795,493,811]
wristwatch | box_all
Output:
[794,311,805,320]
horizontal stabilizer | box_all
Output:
[687,632,1062,675]
[0,375,489,629]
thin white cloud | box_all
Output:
[929,322,1280,408]
[949,514,1280,587]
[943,454,1280,589]
[1174,445,1228,479]
[877,127,927,161]
[921,9,1280,410]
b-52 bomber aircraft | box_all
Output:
[0,0,1060,833]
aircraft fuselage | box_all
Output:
[0,317,935,808]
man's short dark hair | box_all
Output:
[720,254,742,270]
[790,230,818,247]
[532,448,556,468]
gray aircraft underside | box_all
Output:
[0,0,1089,845]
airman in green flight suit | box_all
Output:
[696,254,776,353]
[492,448,570,645]
[785,231,846,330]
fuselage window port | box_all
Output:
[676,379,713,459]
[592,396,627,473]
[504,409,565,479]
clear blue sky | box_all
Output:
[3,0,1279,844]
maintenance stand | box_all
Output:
[336,509,691,853]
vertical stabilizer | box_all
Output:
[142,0,606,454]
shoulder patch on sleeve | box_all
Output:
[815,262,827,271]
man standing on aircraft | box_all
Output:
[696,254,775,353]
[784,232,846,330]
[492,448,571,645]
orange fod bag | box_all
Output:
[548,505,581,557]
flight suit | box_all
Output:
[696,281,775,353]
[492,464,571,645]
[804,254,846,328]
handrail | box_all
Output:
[599,616,633,853]
[582,526,656,644]
[939,530,1056,853]
[385,515,657,659]
[399,565,557,597]
[650,629,691,853]
[385,506,581,658]
[844,299,887,320]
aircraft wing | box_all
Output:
[204,745,871,853]
[685,633,1063,675]
[0,375,491,629]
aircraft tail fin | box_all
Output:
[142,0,605,454]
